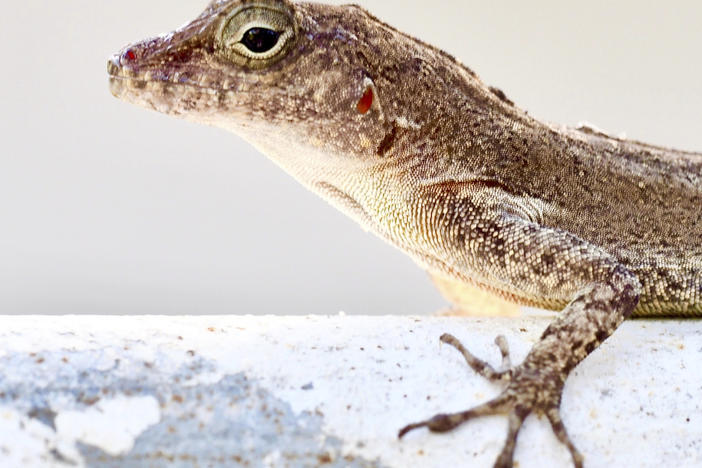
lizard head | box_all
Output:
[108,0,498,183]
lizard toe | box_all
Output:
[494,408,529,468]
[398,392,511,439]
[546,407,584,468]
[439,332,513,382]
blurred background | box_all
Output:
[1,1,700,315]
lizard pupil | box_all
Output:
[241,27,280,53]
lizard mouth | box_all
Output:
[108,53,199,94]
[107,49,225,91]
[107,51,229,117]
[106,51,258,115]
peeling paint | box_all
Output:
[55,396,161,456]
[0,407,83,467]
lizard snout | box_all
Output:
[106,53,123,77]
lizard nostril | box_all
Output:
[123,48,137,62]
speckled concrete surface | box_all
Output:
[0,316,700,467]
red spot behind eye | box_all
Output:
[124,49,136,61]
[357,87,373,114]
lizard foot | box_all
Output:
[398,333,583,468]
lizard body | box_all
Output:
[108,1,701,466]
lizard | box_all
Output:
[107,1,702,466]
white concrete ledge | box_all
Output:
[0,315,700,467]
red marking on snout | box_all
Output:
[357,87,373,114]
[124,49,136,62]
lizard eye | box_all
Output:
[217,4,296,69]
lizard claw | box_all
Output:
[399,334,584,468]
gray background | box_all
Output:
[1,1,700,315]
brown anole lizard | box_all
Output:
[107,1,702,466]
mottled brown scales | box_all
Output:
[107,1,701,466]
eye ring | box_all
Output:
[217,3,297,69]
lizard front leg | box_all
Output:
[399,207,641,468]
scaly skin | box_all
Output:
[108,1,701,466]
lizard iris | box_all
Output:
[107,1,702,467]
